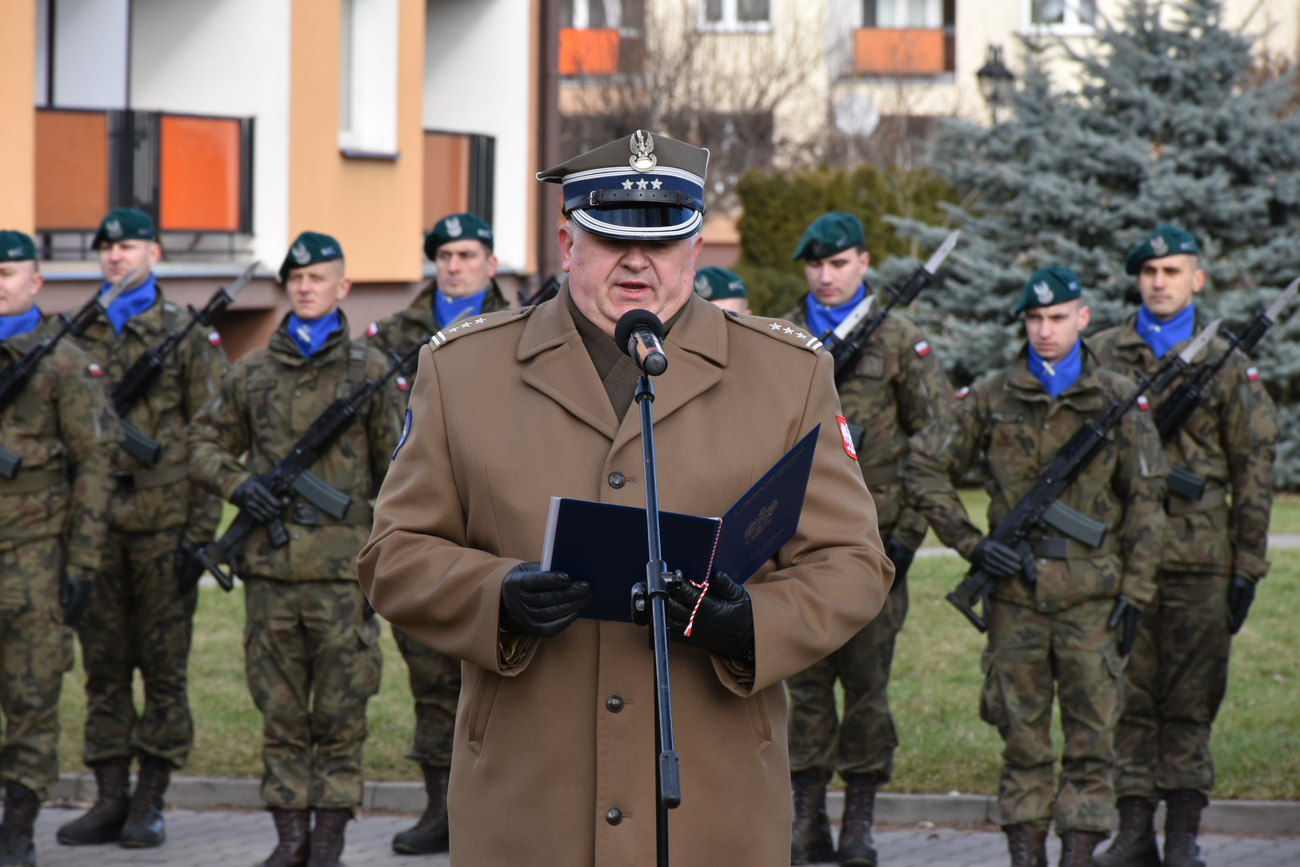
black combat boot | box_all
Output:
[790,772,835,865]
[391,764,450,854]
[0,782,39,866]
[836,774,878,866]
[307,808,351,867]
[1059,830,1106,867]
[1093,797,1160,867]
[119,754,170,848]
[1004,823,1048,867]
[258,809,310,867]
[1164,790,1207,867]
[56,758,131,845]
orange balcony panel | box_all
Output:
[560,27,620,76]
[854,27,947,76]
[35,110,109,231]
[159,115,242,232]
[423,132,470,229]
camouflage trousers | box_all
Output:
[392,626,459,768]
[244,578,382,810]
[786,572,908,783]
[1113,570,1230,800]
[0,537,74,800]
[78,525,196,769]
[981,597,1123,834]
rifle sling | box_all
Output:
[0,469,65,496]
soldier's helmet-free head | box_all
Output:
[424,212,494,261]
[0,230,37,264]
[279,231,345,284]
[1014,266,1082,315]
[536,130,709,242]
[694,266,746,301]
[792,211,866,262]
[92,207,156,250]
[1125,224,1199,275]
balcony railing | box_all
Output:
[853,27,955,76]
[559,27,645,77]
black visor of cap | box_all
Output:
[575,205,696,230]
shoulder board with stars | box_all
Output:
[427,307,529,351]
[729,315,825,354]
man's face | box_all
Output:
[559,223,703,337]
[804,248,870,307]
[435,240,498,298]
[284,260,351,320]
[1136,254,1205,320]
[0,261,42,317]
[97,239,160,289]
[1024,299,1090,364]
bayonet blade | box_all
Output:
[832,294,875,342]
[99,268,140,308]
[1177,319,1220,365]
[922,229,961,275]
[1265,277,1299,323]
[225,261,261,300]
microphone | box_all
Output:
[615,309,668,376]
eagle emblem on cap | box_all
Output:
[445,216,463,237]
[106,218,123,240]
[629,130,657,172]
[1150,235,1169,257]
[291,242,311,265]
[6,247,22,258]
[694,275,712,298]
[1034,281,1054,304]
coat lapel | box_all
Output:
[518,291,622,439]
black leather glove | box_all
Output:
[499,562,591,638]
[884,537,915,589]
[1108,598,1143,657]
[175,539,206,595]
[664,571,755,659]
[60,568,94,628]
[970,536,1021,580]
[1227,574,1256,635]
[231,475,281,523]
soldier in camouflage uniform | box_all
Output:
[782,212,950,867]
[58,209,229,852]
[1091,225,1277,867]
[362,212,507,856]
[0,231,119,865]
[189,231,400,867]
[906,268,1169,867]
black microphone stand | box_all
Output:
[629,369,681,867]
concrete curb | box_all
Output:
[49,774,1299,834]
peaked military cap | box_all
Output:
[693,266,747,301]
[279,231,344,283]
[425,212,494,260]
[1125,223,1200,275]
[792,211,866,261]
[537,129,708,242]
[1015,265,1083,314]
[0,230,37,263]
[92,207,156,249]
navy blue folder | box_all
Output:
[541,425,820,622]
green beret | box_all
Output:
[424,212,493,260]
[1014,266,1083,315]
[1125,223,1200,275]
[0,230,36,263]
[792,211,866,261]
[92,207,156,249]
[279,231,344,283]
[693,266,747,301]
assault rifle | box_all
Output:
[818,230,960,381]
[0,271,137,479]
[945,323,1223,632]
[195,337,425,590]
[110,261,258,464]
[518,274,561,308]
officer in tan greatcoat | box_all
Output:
[357,130,891,866]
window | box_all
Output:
[338,0,400,156]
[1024,0,1096,32]
[863,0,944,28]
[699,0,771,32]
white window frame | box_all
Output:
[697,0,773,34]
[868,0,943,29]
[1020,0,1097,37]
[338,0,400,156]
[568,0,623,29]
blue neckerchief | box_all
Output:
[0,307,41,342]
[287,310,341,358]
[1027,340,1082,398]
[101,274,158,335]
[805,284,867,339]
[1135,303,1196,359]
[434,288,487,327]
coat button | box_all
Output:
[606,807,622,825]
[606,695,624,713]
[608,472,626,489]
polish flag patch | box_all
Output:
[956,386,970,400]
[366,322,379,338]
[87,363,103,377]
[397,376,409,392]
[1247,367,1260,382]
[914,340,932,357]
[1136,395,1150,411]
[836,414,858,461]
[207,331,222,346]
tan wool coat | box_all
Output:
[357,291,890,866]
